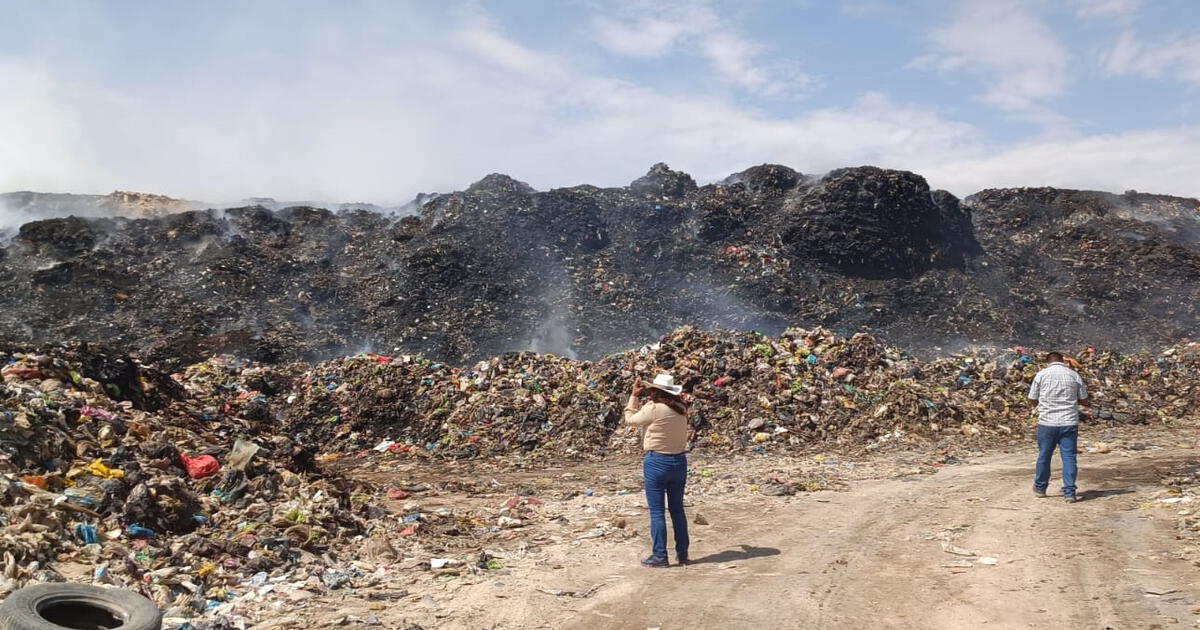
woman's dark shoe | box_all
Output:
[676,555,689,566]
[641,555,669,568]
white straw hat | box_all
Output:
[646,373,682,396]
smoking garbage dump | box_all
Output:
[2,164,1199,369]
[2,163,1200,628]
[2,329,1199,628]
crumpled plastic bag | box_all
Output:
[180,453,220,479]
[225,439,260,471]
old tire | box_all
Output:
[0,584,161,630]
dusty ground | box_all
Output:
[236,427,1200,630]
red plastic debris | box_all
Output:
[1,366,43,379]
[180,453,221,479]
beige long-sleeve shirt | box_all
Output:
[623,395,688,454]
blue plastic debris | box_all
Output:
[75,524,99,544]
[127,524,156,539]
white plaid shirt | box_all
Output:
[1027,362,1088,427]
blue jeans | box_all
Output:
[643,451,689,561]
[1035,424,1078,497]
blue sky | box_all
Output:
[1,0,1198,202]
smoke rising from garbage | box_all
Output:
[529,312,579,360]
[1,163,1196,369]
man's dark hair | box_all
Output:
[1045,351,1064,363]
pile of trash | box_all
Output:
[0,343,376,621]
[3,164,1197,367]
[191,327,1200,460]
[968,186,1200,349]
[2,328,1198,625]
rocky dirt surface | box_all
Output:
[164,424,1200,630]
[2,164,1197,368]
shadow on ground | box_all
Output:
[689,545,781,565]
[998,453,1194,487]
[1078,488,1137,501]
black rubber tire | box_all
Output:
[0,584,161,630]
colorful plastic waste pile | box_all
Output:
[192,328,1200,460]
[0,344,373,623]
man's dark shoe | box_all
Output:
[1033,490,1048,498]
[676,555,689,566]
[641,555,669,568]
[1064,495,1079,503]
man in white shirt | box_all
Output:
[1028,352,1089,502]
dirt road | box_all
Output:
[419,444,1199,629]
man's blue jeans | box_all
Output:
[643,451,689,561]
[1035,424,1078,497]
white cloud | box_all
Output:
[1068,0,1143,19]
[1103,31,1200,85]
[591,10,715,58]
[914,1,1070,112]
[920,127,1200,199]
[540,89,984,188]
[589,3,809,96]
[699,31,775,93]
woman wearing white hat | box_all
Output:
[624,373,690,568]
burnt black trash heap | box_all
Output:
[1,164,1198,369]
